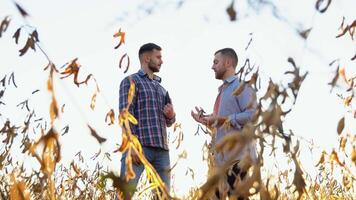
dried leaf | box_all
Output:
[105,109,115,125]
[315,151,326,167]
[315,0,332,13]
[90,92,97,110]
[119,53,130,73]
[338,66,348,84]
[226,0,236,21]
[344,95,353,106]
[8,72,17,88]
[351,53,356,61]
[0,16,11,38]
[12,28,21,44]
[339,137,347,152]
[232,82,245,96]
[19,37,35,56]
[113,28,125,49]
[330,149,344,167]
[127,77,135,105]
[60,58,93,87]
[14,3,29,17]
[31,30,39,42]
[88,124,106,144]
[351,145,356,165]
[336,20,356,39]
[299,28,312,39]
[61,125,69,136]
[115,132,128,152]
[49,95,58,124]
[10,173,30,200]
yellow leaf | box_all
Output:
[116,133,128,153]
[351,145,356,165]
[49,95,58,125]
[90,92,97,110]
[127,113,138,125]
[42,136,59,175]
[113,29,125,44]
[128,77,135,105]
[315,150,326,167]
[105,109,115,125]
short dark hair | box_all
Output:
[138,43,162,57]
[215,48,238,68]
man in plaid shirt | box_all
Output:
[119,43,176,198]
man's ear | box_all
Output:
[143,53,151,63]
[224,58,231,67]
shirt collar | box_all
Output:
[224,75,237,84]
[138,69,162,83]
[218,75,237,92]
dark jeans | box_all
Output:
[215,161,248,200]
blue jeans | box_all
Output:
[120,146,171,196]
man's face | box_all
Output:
[147,49,163,73]
[212,52,227,80]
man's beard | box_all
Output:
[148,62,160,72]
[214,70,224,80]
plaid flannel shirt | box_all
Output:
[119,69,175,150]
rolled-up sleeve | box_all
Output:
[228,85,257,129]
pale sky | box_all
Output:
[1,0,355,197]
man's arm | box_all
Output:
[228,85,257,129]
[119,77,136,113]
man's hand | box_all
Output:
[163,103,175,119]
[191,106,226,127]
[191,106,208,125]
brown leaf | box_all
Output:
[8,72,17,88]
[298,28,312,39]
[119,53,130,73]
[315,0,332,13]
[61,125,69,136]
[336,20,356,39]
[14,2,29,17]
[351,53,356,61]
[105,109,115,125]
[226,0,236,21]
[60,58,93,87]
[0,16,11,38]
[31,30,39,42]
[88,124,106,144]
[19,37,35,56]
[337,117,345,135]
[12,28,21,44]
